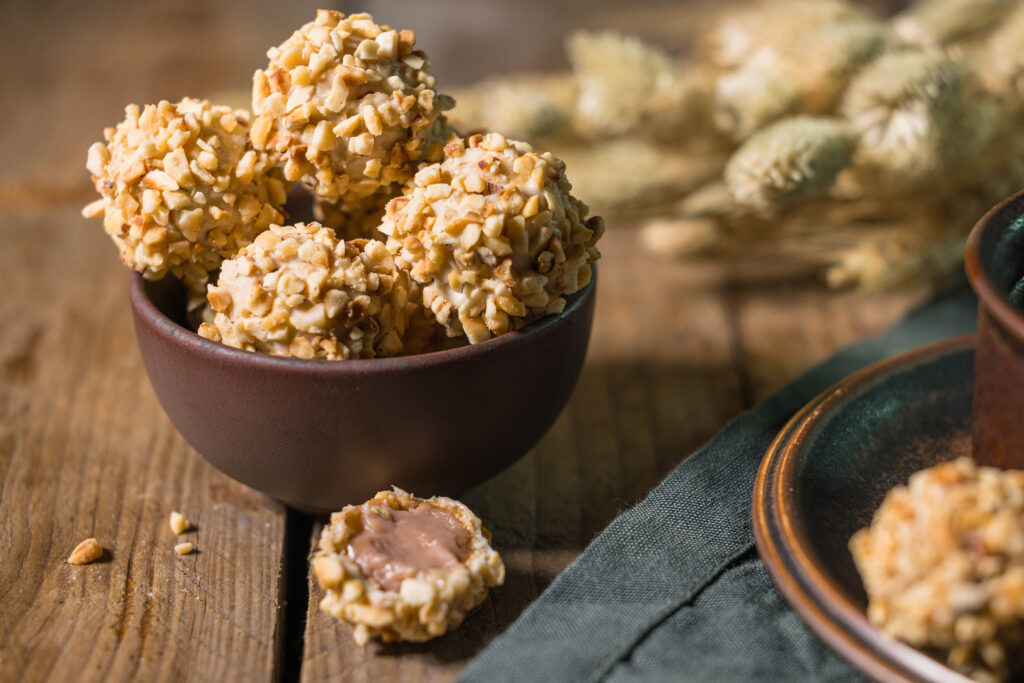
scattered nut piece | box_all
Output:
[174,542,195,556]
[68,538,103,565]
[169,511,191,535]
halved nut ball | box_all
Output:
[313,488,504,644]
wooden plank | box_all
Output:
[731,285,930,405]
[0,2,331,679]
[0,206,288,682]
[298,226,747,682]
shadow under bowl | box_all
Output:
[129,272,596,515]
[966,189,1024,469]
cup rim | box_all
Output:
[965,189,1024,341]
[129,266,597,375]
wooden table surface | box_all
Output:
[0,1,929,681]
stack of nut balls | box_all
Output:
[83,10,604,360]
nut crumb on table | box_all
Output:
[169,511,191,535]
[174,542,195,556]
[67,538,103,565]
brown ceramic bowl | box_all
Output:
[966,189,1024,470]
[129,272,596,515]
[754,336,977,683]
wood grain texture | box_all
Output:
[0,207,287,682]
[0,2,324,681]
[732,286,929,405]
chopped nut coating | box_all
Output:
[252,10,452,215]
[851,458,1024,682]
[381,133,603,343]
[68,538,103,565]
[83,98,287,294]
[201,221,415,359]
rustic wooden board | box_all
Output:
[0,2,323,680]
[0,206,289,682]
[733,287,929,405]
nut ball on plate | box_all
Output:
[198,222,414,360]
[251,10,452,219]
[850,458,1024,682]
[82,98,288,296]
[381,133,604,343]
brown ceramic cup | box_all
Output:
[966,189,1024,470]
[129,272,596,515]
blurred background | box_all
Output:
[12,0,1018,294]
[0,0,904,185]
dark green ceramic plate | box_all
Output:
[754,335,976,683]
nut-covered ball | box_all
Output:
[82,98,287,292]
[313,488,504,645]
[381,133,604,344]
[198,222,414,360]
[850,458,1024,682]
[251,10,451,215]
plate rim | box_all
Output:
[752,334,977,683]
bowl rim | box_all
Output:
[965,189,1024,341]
[752,334,977,683]
[129,266,597,374]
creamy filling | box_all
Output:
[347,503,470,591]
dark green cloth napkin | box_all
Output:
[459,285,978,683]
